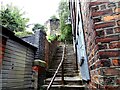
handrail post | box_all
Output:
[61,61,65,85]
[61,40,66,85]
[61,45,65,85]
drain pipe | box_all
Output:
[79,1,90,81]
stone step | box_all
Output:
[57,58,76,61]
[48,69,77,73]
[49,65,76,68]
[48,69,78,74]
[56,51,63,53]
[49,70,76,74]
[49,62,76,69]
[43,44,84,90]
[45,76,83,85]
[57,48,63,51]
[44,81,83,86]
[63,62,76,64]
[63,63,76,65]
[46,73,79,78]
[48,71,78,75]
[66,56,75,58]
[54,73,79,77]
[49,66,76,71]
[57,66,76,69]
[42,85,85,90]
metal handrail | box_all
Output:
[47,43,66,90]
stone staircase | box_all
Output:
[42,44,85,90]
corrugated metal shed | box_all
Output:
[0,26,37,89]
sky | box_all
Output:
[1,0,61,25]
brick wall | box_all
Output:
[45,40,59,69]
[81,0,120,90]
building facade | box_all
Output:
[69,0,120,89]
[45,18,60,36]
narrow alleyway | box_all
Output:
[42,44,86,90]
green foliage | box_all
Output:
[58,0,69,31]
[63,24,72,41]
[58,0,69,18]
[58,34,65,42]
[47,35,57,42]
[15,31,33,37]
[32,23,45,31]
[58,0,72,42]
[58,24,72,42]
[0,4,29,32]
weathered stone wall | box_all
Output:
[81,0,120,90]
[22,30,58,68]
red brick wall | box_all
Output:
[45,38,49,68]
[45,40,59,69]
[81,0,120,90]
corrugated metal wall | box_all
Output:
[0,26,38,90]
[1,38,35,89]
[0,36,7,90]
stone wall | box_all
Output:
[22,30,58,68]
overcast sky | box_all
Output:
[1,0,61,25]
